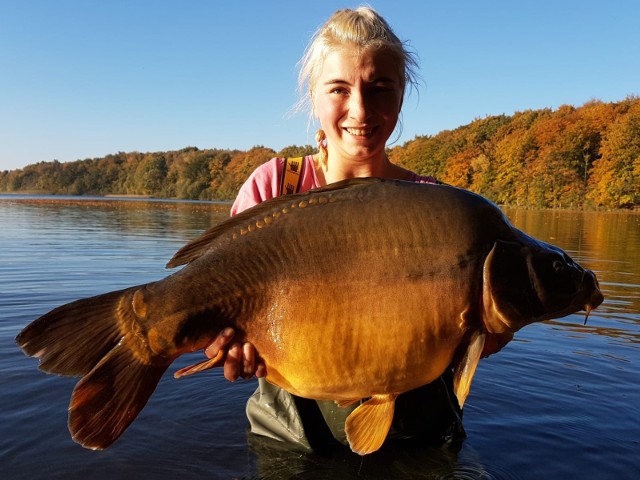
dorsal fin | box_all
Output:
[166,177,384,268]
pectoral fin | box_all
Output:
[453,330,486,408]
[344,393,397,455]
[482,332,514,358]
[173,350,225,379]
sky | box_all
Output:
[1,0,638,171]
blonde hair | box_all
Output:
[296,6,420,167]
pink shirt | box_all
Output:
[231,155,439,215]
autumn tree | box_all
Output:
[208,150,234,200]
[222,146,277,197]
[2,98,638,208]
[589,101,640,208]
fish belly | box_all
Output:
[246,278,470,401]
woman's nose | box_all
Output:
[348,91,370,122]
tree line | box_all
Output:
[1,97,638,209]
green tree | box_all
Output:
[176,151,215,200]
[135,154,168,195]
[277,144,316,158]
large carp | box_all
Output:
[16,179,603,455]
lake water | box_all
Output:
[0,195,638,480]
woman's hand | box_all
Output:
[205,327,266,381]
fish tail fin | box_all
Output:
[16,285,173,449]
[345,393,397,455]
[16,288,138,376]
[70,339,168,449]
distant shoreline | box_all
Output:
[0,194,232,212]
[1,192,637,214]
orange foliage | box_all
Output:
[2,98,638,208]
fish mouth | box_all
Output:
[583,287,605,325]
[537,268,604,325]
[576,267,604,325]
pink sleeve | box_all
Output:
[230,158,284,216]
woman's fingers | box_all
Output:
[224,342,243,381]
[242,342,255,379]
[205,327,235,359]
[205,328,267,381]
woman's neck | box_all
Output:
[313,153,413,185]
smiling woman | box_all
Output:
[298,6,420,182]
[311,48,404,180]
[201,6,462,455]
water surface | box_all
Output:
[1,196,638,479]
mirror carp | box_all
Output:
[16,178,604,455]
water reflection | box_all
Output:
[246,433,514,480]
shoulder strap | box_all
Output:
[279,157,305,196]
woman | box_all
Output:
[206,6,464,451]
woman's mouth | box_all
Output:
[344,127,375,137]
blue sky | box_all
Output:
[1,0,638,171]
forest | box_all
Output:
[1,97,639,209]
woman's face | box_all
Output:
[312,47,403,163]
